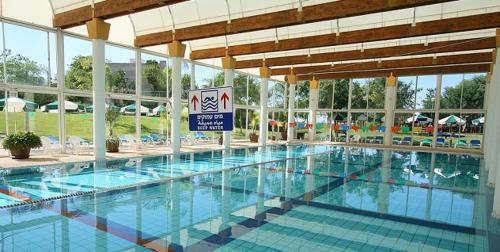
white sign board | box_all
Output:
[188,87,233,131]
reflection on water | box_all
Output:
[0,146,488,251]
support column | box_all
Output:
[287,73,297,142]
[308,77,319,141]
[490,30,500,218]
[221,55,235,150]
[259,65,271,146]
[168,41,186,154]
[135,49,142,149]
[56,28,66,153]
[384,73,397,145]
[432,75,443,148]
[86,18,110,162]
[487,49,499,185]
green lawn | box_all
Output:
[0,112,257,141]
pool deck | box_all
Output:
[0,140,483,169]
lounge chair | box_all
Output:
[350,135,361,143]
[194,131,212,142]
[455,139,467,148]
[400,137,412,145]
[119,134,144,148]
[150,133,166,144]
[436,137,446,147]
[181,135,194,145]
[420,138,432,147]
[68,136,92,154]
[392,137,401,145]
[366,136,374,143]
[470,139,481,149]
[141,134,154,144]
[373,136,384,144]
[41,136,60,154]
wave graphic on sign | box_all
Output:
[202,96,218,111]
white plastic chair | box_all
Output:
[68,136,92,154]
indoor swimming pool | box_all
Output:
[0,145,489,251]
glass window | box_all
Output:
[267,80,275,107]
[194,64,213,89]
[141,101,169,146]
[233,108,248,139]
[15,92,59,140]
[213,68,224,87]
[274,83,285,108]
[141,53,168,97]
[333,79,349,110]
[462,73,486,109]
[64,35,92,91]
[295,81,309,109]
[234,73,247,105]
[105,44,136,94]
[368,78,385,109]
[107,99,136,138]
[248,76,260,106]
[65,95,93,146]
[319,80,334,109]
[315,111,331,141]
[3,23,56,87]
[351,79,368,109]
[181,60,191,99]
[437,113,483,149]
[416,75,437,110]
[396,76,417,109]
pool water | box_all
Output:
[0,145,489,251]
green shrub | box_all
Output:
[2,132,42,150]
[106,136,120,146]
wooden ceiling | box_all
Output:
[190,12,500,59]
[236,37,495,69]
[134,0,455,47]
[54,0,496,79]
[53,0,188,29]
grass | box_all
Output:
[0,112,252,141]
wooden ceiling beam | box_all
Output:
[135,0,455,47]
[295,64,490,80]
[190,12,500,60]
[53,0,187,29]
[235,37,495,69]
[272,52,492,75]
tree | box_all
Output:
[65,55,93,91]
[143,60,167,96]
[440,75,486,109]
[2,54,48,86]
[396,79,418,109]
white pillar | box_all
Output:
[222,55,235,150]
[56,29,66,153]
[308,78,319,141]
[384,74,397,145]
[86,18,110,162]
[489,32,500,218]
[135,49,142,149]
[287,74,297,142]
[259,66,271,146]
[168,41,186,154]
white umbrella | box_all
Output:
[120,104,150,115]
[438,115,465,125]
[0,97,38,112]
[406,113,432,124]
[472,117,484,126]
[41,100,79,113]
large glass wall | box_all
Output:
[0,18,488,155]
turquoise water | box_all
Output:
[0,145,489,251]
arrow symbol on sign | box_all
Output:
[221,92,229,109]
[191,95,199,111]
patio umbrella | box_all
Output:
[41,100,79,112]
[152,105,168,115]
[121,104,150,115]
[406,113,432,124]
[86,104,119,113]
[333,114,344,122]
[0,97,38,112]
[472,117,484,126]
[438,115,465,125]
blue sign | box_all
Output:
[188,87,233,131]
